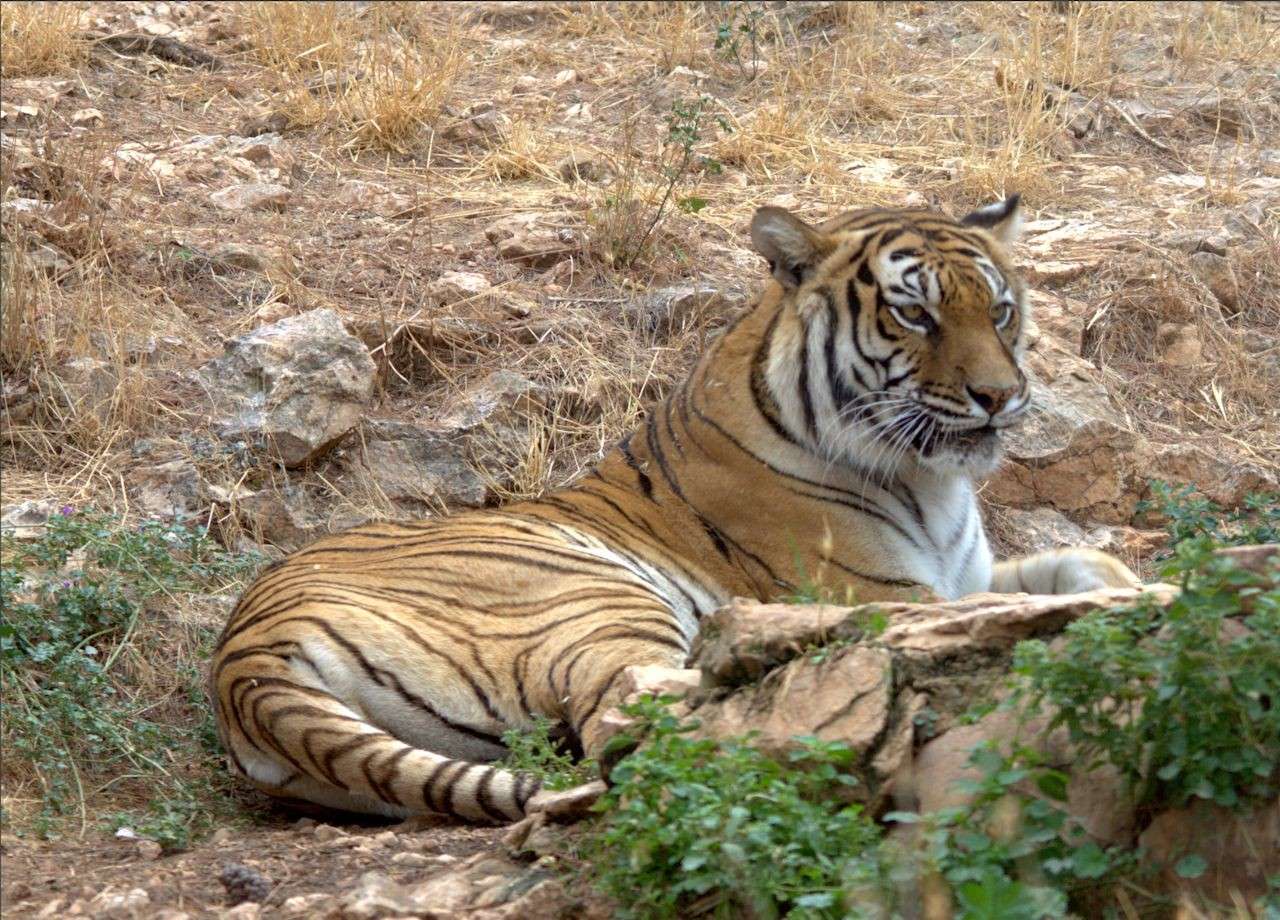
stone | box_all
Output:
[355,419,488,508]
[199,309,376,467]
[220,905,260,920]
[1142,443,1278,511]
[86,888,150,918]
[626,285,739,335]
[555,151,612,184]
[484,213,583,269]
[334,180,409,216]
[69,107,104,127]
[429,270,492,303]
[1155,322,1203,367]
[218,861,272,906]
[226,133,294,170]
[691,645,902,806]
[210,182,290,212]
[0,500,64,539]
[690,599,866,687]
[237,486,364,552]
[135,839,163,860]
[44,357,118,425]
[1139,799,1279,904]
[449,102,511,143]
[126,459,203,520]
[1187,250,1239,312]
[985,337,1140,523]
[331,856,569,919]
[280,893,331,917]
[552,68,578,87]
[992,506,1115,556]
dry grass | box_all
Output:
[239,1,463,151]
[0,1,86,78]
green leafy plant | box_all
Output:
[589,696,881,919]
[1,508,262,845]
[714,0,768,81]
[1010,492,1280,812]
[499,716,597,791]
[598,95,730,269]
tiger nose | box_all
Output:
[966,382,1019,416]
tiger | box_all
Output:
[210,195,1142,824]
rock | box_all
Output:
[219,862,272,906]
[25,242,73,277]
[334,180,409,216]
[1260,149,1280,177]
[512,74,541,95]
[280,893,332,917]
[210,182,290,212]
[135,839,163,860]
[429,270,492,303]
[555,150,611,184]
[86,888,150,918]
[199,309,376,467]
[427,369,547,477]
[237,486,364,552]
[126,459,203,520]
[69,107,104,127]
[390,851,433,866]
[332,856,570,919]
[617,665,701,702]
[220,905,261,920]
[992,506,1115,556]
[43,357,118,425]
[449,102,511,143]
[226,133,294,170]
[0,102,41,125]
[692,645,904,807]
[1142,443,1278,511]
[690,599,866,687]
[1138,799,1279,904]
[484,213,583,269]
[0,500,65,539]
[312,823,344,842]
[552,68,578,87]
[985,337,1140,523]
[209,243,276,275]
[355,419,488,508]
[1187,250,1239,312]
[1155,322,1203,367]
[626,285,739,335]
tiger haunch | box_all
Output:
[210,196,1140,822]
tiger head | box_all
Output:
[750,196,1030,480]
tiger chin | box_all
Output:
[210,195,1144,824]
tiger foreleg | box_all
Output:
[990,547,1140,595]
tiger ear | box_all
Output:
[750,206,830,288]
[961,194,1023,245]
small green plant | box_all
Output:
[1,508,262,845]
[499,716,597,791]
[1010,489,1280,813]
[598,95,730,269]
[714,0,768,81]
[1138,480,1280,551]
[589,696,881,919]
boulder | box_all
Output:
[986,336,1141,523]
[1141,442,1279,511]
[990,506,1116,556]
[237,485,365,552]
[1187,250,1240,312]
[356,419,488,509]
[1155,321,1203,367]
[625,285,741,335]
[199,309,376,468]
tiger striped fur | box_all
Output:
[210,196,1140,823]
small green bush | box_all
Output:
[589,696,881,919]
[1,508,261,846]
[499,716,597,791]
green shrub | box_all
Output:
[500,716,597,791]
[1,508,262,845]
[589,696,881,919]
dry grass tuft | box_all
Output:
[0,1,86,78]
[239,1,462,152]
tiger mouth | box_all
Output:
[913,423,1000,456]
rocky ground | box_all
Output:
[2,1,1279,917]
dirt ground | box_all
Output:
[2,1,1278,916]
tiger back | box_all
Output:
[210,196,1140,822]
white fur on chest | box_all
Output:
[883,475,993,600]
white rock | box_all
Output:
[210,182,291,212]
[70,107,104,127]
